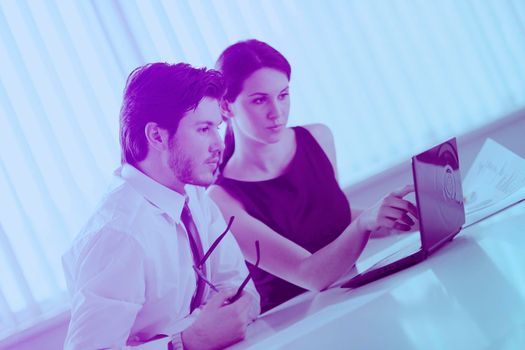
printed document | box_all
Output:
[463,138,525,227]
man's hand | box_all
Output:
[182,289,255,350]
[356,185,418,234]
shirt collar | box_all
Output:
[119,163,186,223]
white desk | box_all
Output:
[229,202,525,350]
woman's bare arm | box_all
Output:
[208,185,371,291]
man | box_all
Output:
[62,63,260,350]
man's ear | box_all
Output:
[144,122,170,152]
[219,98,234,119]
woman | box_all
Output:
[208,39,417,312]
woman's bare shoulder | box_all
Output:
[301,123,337,170]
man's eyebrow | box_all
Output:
[194,120,222,126]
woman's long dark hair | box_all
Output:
[215,39,292,171]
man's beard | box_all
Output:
[168,139,214,187]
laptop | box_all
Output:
[341,137,465,289]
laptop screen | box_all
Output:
[412,137,465,253]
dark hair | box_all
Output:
[119,62,224,165]
[215,40,291,168]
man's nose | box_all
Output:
[209,129,224,153]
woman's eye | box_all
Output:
[198,127,210,133]
[278,93,289,100]
[252,97,265,104]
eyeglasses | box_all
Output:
[193,216,261,304]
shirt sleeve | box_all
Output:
[62,229,146,350]
[206,200,261,320]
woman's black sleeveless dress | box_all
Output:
[215,126,352,312]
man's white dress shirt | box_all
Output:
[62,164,260,350]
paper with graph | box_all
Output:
[463,138,525,227]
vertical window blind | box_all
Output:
[1,0,524,338]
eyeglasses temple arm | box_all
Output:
[228,240,260,303]
[197,216,235,267]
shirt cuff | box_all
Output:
[123,311,200,349]
[122,336,171,349]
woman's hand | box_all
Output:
[356,185,418,234]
